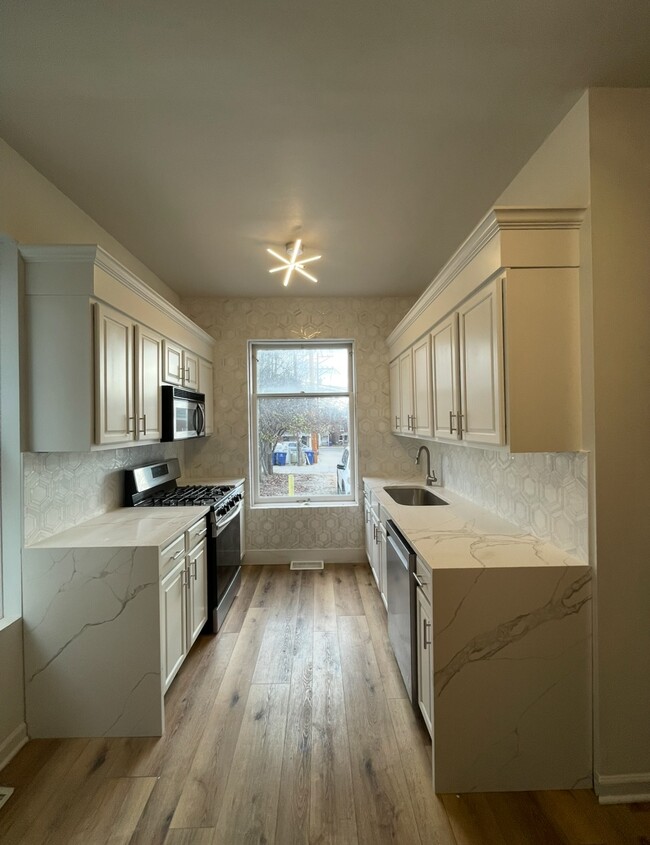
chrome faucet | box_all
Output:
[415,445,437,486]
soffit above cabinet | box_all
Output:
[20,244,213,359]
[387,207,585,354]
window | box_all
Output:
[249,341,356,506]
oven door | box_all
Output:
[173,397,205,439]
[214,501,242,606]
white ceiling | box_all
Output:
[1,1,650,298]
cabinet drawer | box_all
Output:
[414,556,432,606]
[160,533,186,577]
[187,516,209,549]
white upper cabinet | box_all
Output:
[390,338,434,437]
[389,359,401,434]
[21,245,214,452]
[387,208,584,453]
[135,324,163,442]
[431,312,460,441]
[94,304,136,445]
[163,341,200,391]
[411,334,433,438]
[458,278,505,446]
[198,358,214,436]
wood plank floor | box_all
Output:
[2,564,650,844]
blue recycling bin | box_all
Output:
[274,452,286,466]
[304,449,314,465]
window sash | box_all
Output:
[249,341,356,506]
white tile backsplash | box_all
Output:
[23,442,184,545]
[440,444,589,562]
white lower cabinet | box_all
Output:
[416,584,433,735]
[160,518,208,692]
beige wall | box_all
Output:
[181,296,417,559]
[0,138,179,307]
[588,89,650,782]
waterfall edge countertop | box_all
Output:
[363,476,586,569]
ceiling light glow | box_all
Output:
[267,239,321,286]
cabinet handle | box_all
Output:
[457,411,464,433]
[372,524,377,541]
[449,411,456,433]
[375,527,381,545]
[395,415,400,429]
[127,416,136,434]
[172,549,184,560]
[181,568,188,588]
[185,366,191,381]
[413,572,425,589]
[197,528,208,538]
[423,618,432,649]
[410,414,416,430]
[191,559,198,580]
[139,414,147,435]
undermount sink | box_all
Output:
[383,486,449,506]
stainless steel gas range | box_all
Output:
[124,458,244,632]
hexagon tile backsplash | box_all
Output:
[23,442,184,545]
[440,445,589,562]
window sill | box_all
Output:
[250,499,360,510]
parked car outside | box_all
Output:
[336,447,350,494]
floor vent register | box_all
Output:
[290,560,325,570]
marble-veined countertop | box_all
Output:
[363,476,586,570]
[25,477,246,550]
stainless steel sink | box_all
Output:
[383,486,449,506]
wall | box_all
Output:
[588,89,650,791]
[0,138,181,768]
[440,447,588,562]
[181,296,417,561]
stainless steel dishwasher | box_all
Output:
[386,520,417,703]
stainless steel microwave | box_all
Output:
[161,386,206,441]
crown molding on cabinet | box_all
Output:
[387,207,585,349]
[19,244,213,348]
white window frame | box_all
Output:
[248,339,357,507]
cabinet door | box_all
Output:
[431,313,461,441]
[416,587,433,736]
[187,539,208,645]
[378,522,388,607]
[458,277,505,446]
[412,335,433,437]
[163,339,184,386]
[161,559,187,691]
[135,324,162,442]
[364,499,374,566]
[94,303,135,445]
[198,358,214,435]
[389,358,401,434]
[183,350,200,391]
[399,350,414,434]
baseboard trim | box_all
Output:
[243,548,366,565]
[0,722,28,772]
[595,771,650,804]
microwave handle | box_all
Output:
[196,404,205,435]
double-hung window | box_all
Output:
[249,341,356,506]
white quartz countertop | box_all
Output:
[25,505,211,550]
[364,476,586,570]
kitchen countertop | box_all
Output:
[363,476,586,570]
[25,505,212,549]
[25,476,246,550]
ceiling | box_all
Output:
[1,1,650,299]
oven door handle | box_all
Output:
[214,500,242,537]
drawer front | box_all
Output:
[414,556,432,606]
[160,533,186,577]
[187,516,209,549]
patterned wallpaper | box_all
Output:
[440,444,589,562]
[180,296,418,554]
[23,442,184,545]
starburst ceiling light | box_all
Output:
[267,239,322,287]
